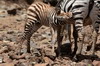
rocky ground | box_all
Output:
[0,1,100,66]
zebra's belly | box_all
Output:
[40,20,50,27]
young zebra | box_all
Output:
[18,1,72,55]
[43,0,100,60]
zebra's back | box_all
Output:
[27,2,57,26]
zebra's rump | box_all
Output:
[27,1,58,26]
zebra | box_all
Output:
[43,0,100,60]
[17,1,72,55]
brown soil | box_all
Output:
[0,1,100,66]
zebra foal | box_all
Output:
[17,1,72,55]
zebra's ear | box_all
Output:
[55,7,61,14]
[54,12,73,21]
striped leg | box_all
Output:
[72,25,78,56]
[65,24,71,44]
[20,21,41,53]
[76,26,84,55]
[64,24,72,55]
[57,25,64,57]
[91,30,97,55]
[90,23,99,55]
[73,19,85,61]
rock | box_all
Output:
[0,46,8,54]
[6,4,20,16]
[7,9,17,15]
[0,36,3,41]
[3,53,12,63]
[0,15,6,18]
[0,63,15,66]
[70,62,76,66]
[0,56,3,63]
[20,48,27,54]
[0,10,8,18]
[3,34,16,42]
[34,63,49,66]
[7,30,14,34]
[43,57,53,63]
[20,14,26,20]
[16,17,23,22]
[77,62,87,66]
[0,1,6,9]
[93,60,100,66]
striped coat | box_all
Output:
[43,0,100,60]
[18,1,72,54]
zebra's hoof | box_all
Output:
[72,56,78,62]
[72,54,81,62]
[90,55,98,60]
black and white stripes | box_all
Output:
[58,0,100,58]
[19,1,72,53]
[43,0,100,59]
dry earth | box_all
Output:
[0,1,100,66]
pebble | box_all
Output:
[0,56,3,63]
[0,37,3,41]
[34,63,49,66]
[7,30,14,34]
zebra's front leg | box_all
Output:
[73,22,84,61]
[26,37,31,53]
[76,30,84,55]
[65,24,71,44]
[91,30,98,56]
[72,25,78,56]
[50,27,57,55]
[56,25,64,57]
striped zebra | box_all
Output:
[18,1,72,55]
[43,0,100,60]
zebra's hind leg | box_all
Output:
[72,25,78,56]
[20,22,41,53]
[90,23,99,55]
[90,30,97,55]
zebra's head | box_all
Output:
[55,11,73,21]
[54,10,73,25]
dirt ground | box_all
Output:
[0,1,100,66]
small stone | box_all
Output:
[93,60,100,66]
[0,10,8,18]
[34,63,49,66]
[0,63,15,66]
[0,37,3,41]
[0,56,3,63]
[7,9,17,15]
[43,57,53,63]
[0,15,6,18]
[16,17,22,22]
[7,30,14,34]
